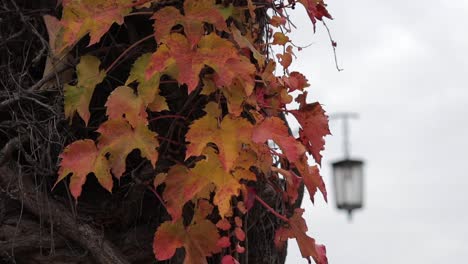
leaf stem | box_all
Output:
[254,195,289,222]
[105,34,153,74]
[149,115,186,122]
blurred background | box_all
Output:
[284,0,468,263]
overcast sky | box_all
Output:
[284,0,468,263]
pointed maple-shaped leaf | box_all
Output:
[105,86,148,127]
[64,55,105,125]
[275,208,327,264]
[153,219,220,264]
[186,102,253,171]
[56,140,112,200]
[252,117,305,163]
[97,119,158,179]
[57,0,132,51]
[152,0,229,47]
[297,0,333,32]
[126,53,169,112]
[146,33,255,94]
[290,93,330,165]
[163,147,246,219]
[295,157,327,203]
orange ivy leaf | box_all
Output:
[146,33,255,94]
[252,117,305,163]
[153,219,220,263]
[64,55,105,125]
[56,140,112,200]
[275,208,327,264]
[105,86,148,127]
[126,53,169,112]
[276,45,294,69]
[163,147,246,219]
[270,15,286,27]
[152,0,229,47]
[186,102,253,171]
[272,32,290,45]
[97,119,159,179]
[290,93,330,165]
[58,0,132,51]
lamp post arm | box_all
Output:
[329,112,359,160]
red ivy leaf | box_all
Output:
[275,208,327,264]
[283,71,310,92]
[291,93,330,165]
[252,117,305,163]
[221,255,240,264]
[56,139,112,200]
[297,0,333,32]
[295,157,327,203]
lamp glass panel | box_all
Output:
[333,162,363,209]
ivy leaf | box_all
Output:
[152,0,228,47]
[153,219,220,264]
[283,72,310,92]
[186,102,253,171]
[231,27,265,67]
[222,255,240,264]
[105,86,148,128]
[297,0,333,32]
[271,167,302,204]
[58,0,132,51]
[295,156,327,203]
[276,45,294,69]
[163,147,246,219]
[126,53,169,112]
[252,117,305,163]
[270,16,286,27]
[275,208,327,264]
[272,32,290,45]
[147,33,255,94]
[97,120,159,179]
[64,55,105,125]
[290,93,330,165]
[56,140,112,200]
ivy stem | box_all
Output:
[254,195,289,222]
[105,34,153,74]
[149,115,186,122]
[127,0,153,8]
[147,187,167,210]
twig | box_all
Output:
[105,34,153,74]
[322,20,343,72]
[254,194,289,222]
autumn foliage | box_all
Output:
[48,0,333,263]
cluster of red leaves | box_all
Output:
[50,0,332,263]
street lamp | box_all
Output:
[330,113,364,220]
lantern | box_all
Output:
[332,159,364,219]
